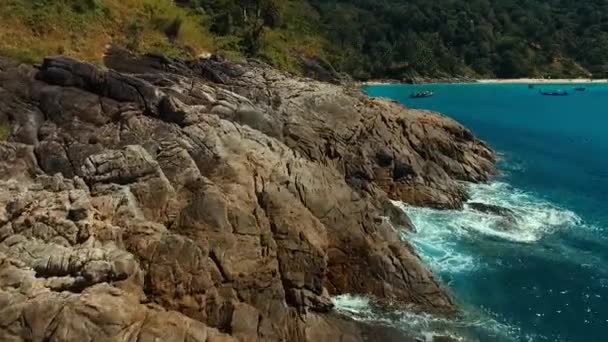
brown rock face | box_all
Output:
[0,50,495,341]
[106,51,495,209]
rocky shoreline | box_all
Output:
[0,49,496,341]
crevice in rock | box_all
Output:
[209,250,229,282]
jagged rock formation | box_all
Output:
[106,49,495,209]
[0,50,495,341]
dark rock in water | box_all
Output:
[413,334,460,342]
[467,202,520,232]
[432,336,461,342]
[467,202,516,217]
[0,50,496,341]
[382,200,416,231]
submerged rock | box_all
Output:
[0,50,495,341]
[467,202,516,217]
[467,202,520,232]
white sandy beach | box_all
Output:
[361,78,608,85]
[477,78,608,84]
[360,80,400,85]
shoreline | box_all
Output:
[477,78,608,84]
[361,78,608,86]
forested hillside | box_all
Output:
[2,0,608,79]
[307,0,608,79]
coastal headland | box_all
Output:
[0,48,496,341]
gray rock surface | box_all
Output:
[466,202,520,232]
[467,202,517,218]
[0,50,496,341]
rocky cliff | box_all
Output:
[0,49,496,342]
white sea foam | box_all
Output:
[331,294,372,317]
[411,182,579,242]
[331,182,584,341]
[332,294,520,342]
[465,182,581,242]
[392,181,582,274]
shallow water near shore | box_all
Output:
[354,83,608,341]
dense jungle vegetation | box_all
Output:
[2,0,607,79]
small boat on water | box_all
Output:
[410,90,434,98]
[540,89,568,96]
[574,86,586,91]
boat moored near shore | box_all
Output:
[540,89,568,96]
[410,90,434,98]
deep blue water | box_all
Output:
[364,83,608,342]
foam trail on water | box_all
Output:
[331,294,372,317]
[465,182,581,242]
[330,182,576,341]
[394,181,582,274]
[332,294,520,342]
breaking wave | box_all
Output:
[394,181,582,274]
[331,181,586,341]
[332,294,522,342]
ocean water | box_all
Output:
[340,83,608,341]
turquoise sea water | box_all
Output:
[360,83,608,341]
